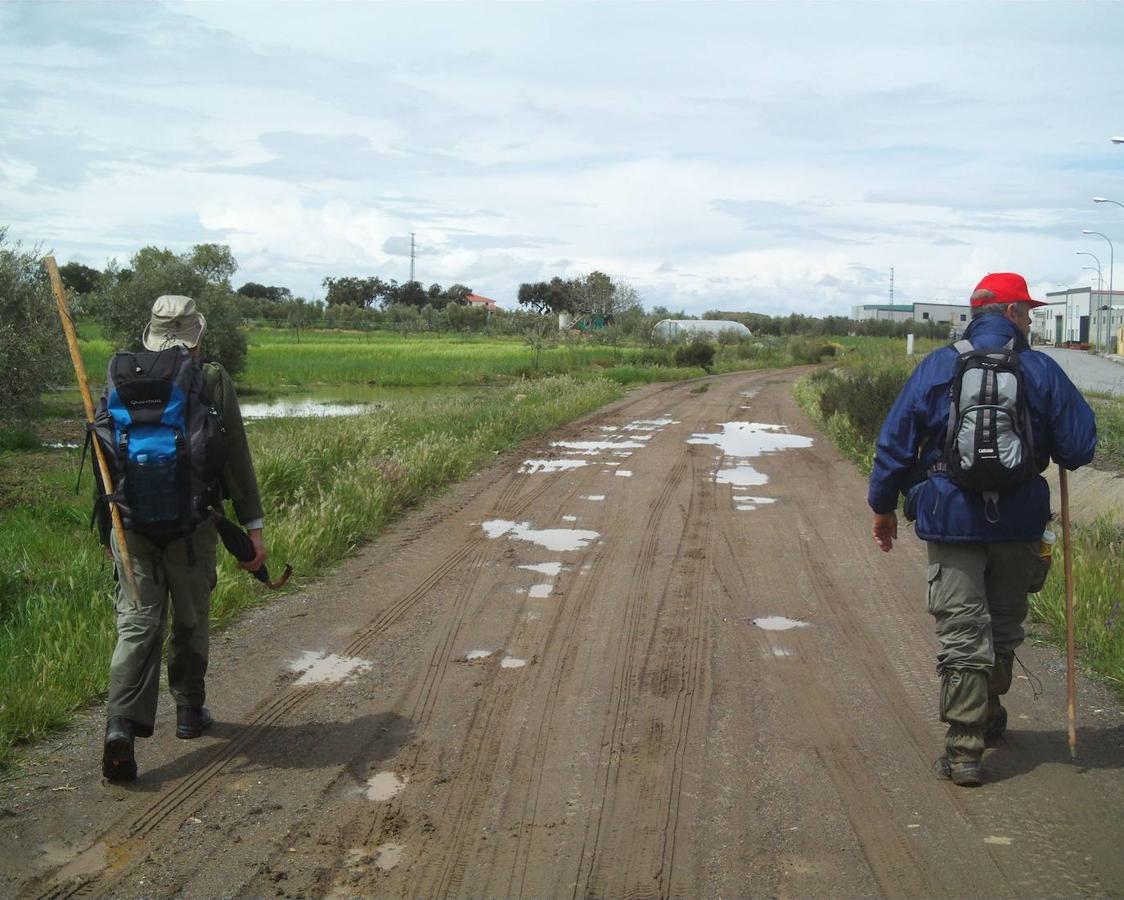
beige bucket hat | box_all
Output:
[142,295,207,351]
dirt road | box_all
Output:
[5,369,1123,899]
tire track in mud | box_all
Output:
[571,449,693,899]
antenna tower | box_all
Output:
[889,266,895,305]
[409,233,416,283]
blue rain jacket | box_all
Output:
[868,314,1097,542]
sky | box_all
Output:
[3,1,1124,316]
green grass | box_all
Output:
[0,376,621,767]
[796,350,1124,694]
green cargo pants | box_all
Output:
[107,521,218,735]
[926,540,1039,762]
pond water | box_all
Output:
[238,385,487,420]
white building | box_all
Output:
[1039,287,1124,347]
[651,319,752,341]
[852,302,970,332]
[851,304,913,323]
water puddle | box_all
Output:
[45,441,81,450]
[582,494,606,501]
[689,422,813,486]
[771,648,792,657]
[717,465,768,486]
[752,616,810,631]
[615,470,633,477]
[465,650,494,661]
[561,515,577,522]
[519,562,563,577]
[374,842,405,870]
[984,836,1013,846]
[289,651,371,686]
[366,772,406,801]
[529,583,554,599]
[551,440,647,452]
[482,520,599,551]
[623,418,679,431]
[501,656,528,669]
[241,400,375,420]
[520,459,589,474]
[734,495,777,511]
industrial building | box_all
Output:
[852,302,970,330]
[1035,287,1124,349]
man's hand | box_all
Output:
[872,512,898,553]
[240,528,268,572]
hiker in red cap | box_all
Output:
[868,272,1096,786]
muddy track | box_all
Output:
[5,370,1123,899]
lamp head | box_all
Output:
[1082,230,1095,235]
[1094,197,1108,203]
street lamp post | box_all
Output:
[1075,250,1102,345]
[1082,229,1114,349]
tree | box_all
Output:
[322,275,385,307]
[444,283,473,305]
[58,261,102,295]
[517,277,576,315]
[98,243,247,376]
[396,280,428,309]
[0,228,67,423]
[237,282,292,303]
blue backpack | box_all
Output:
[93,348,227,537]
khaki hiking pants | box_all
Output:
[926,539,1041,761]
[107,521,218,735]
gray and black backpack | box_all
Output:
[943,338,1036,518]
[92,347,227,538]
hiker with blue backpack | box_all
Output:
[868,273,1097,787]
[94,295,266,782]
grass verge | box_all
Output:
[795,352,1124,694]
[0,376,622,768]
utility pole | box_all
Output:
[409,232,416,283]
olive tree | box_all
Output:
[0,228,66,422]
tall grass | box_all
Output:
[0,376,621,767]
[796,349,1124,693]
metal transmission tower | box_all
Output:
[889,266,895,305]
[409,233,416,283]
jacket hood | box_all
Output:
[963,313,1029,351]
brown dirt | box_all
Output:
[3,369,1123,899]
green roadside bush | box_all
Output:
[674,338,715,371]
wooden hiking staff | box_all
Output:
[43,256,138,598]
[1059,465,1076,760]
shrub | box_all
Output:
[0,229,67,422]
[674,338,715,371]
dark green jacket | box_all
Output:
[203,362,264,528]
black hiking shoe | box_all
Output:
[102,717,137,782]
[937,755,983,787]
[176,706,213,739]
[984,705,1008,747]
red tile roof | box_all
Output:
[465,293,498,309]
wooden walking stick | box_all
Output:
[1059,465,1076,760]
[43,256,138,597]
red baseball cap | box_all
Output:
[971,272,1048,308]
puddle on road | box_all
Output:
[771,648,792,657]
[520,459,589,474]
[501,656,528,669]
[465,650,494,661]
[689,422,813,486]
[38,841,109,879]
[582,494,606,501]
[482,520,599,551]
[551,440,647,452]
[529,583,554,599]
[289,651,371,686]
[615,470,633,477]
[984,836,1014,846]
[374,842,405,870]
[366,772,406,801]
[562,515,577,522]
[519,562,563,576]
[734,495,777,511]
[752,616,810,631]
[623,418,679,431]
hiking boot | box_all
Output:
[176,706,213,739]
[937,755,983,787]
[102,717,137,782]
[984,705,1008,747]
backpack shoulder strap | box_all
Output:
[953,338,974,354]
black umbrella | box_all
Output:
[211,511,293,589]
